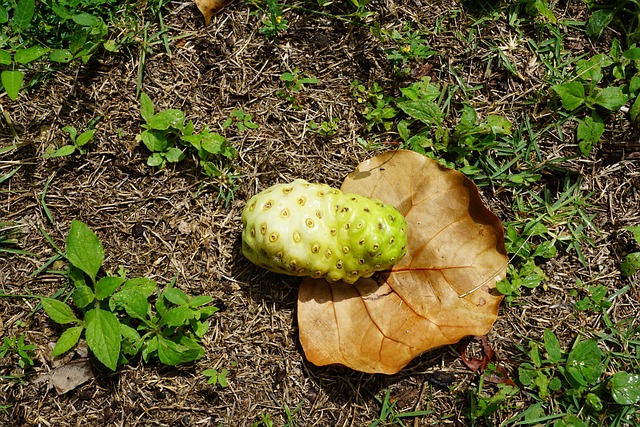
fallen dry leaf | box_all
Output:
[459,336,515,386]
[34,359,95,394]
[194,0,233,25]
[298,150,508,374]
[458,335,495,372]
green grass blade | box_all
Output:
[0,166,20,184]
[40,174,55,224]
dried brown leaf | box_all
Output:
[298,150,508,374]
[194,0,233,25]
[34,359,95,394]
[459,336,515,386]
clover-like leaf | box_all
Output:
[298,150,507,374]
[610,371,640,405]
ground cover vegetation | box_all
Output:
[1,0,639,425]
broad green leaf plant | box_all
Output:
[137,93,237,176]
[352,77,512,166]
[137,93,241,204]
[551,42,640,155]
[514,329,640,425]
[42,220,218,370]
[586,0,640,46]
[0,0,117,100]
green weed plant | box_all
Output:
[223,108,259,132]
[552,42,640,155]
[512,329,640,426]
[0,221,22,247]
[137,93,240,201]
[137,93,242,203]
[0,0,127,99]
[0,333,36,370]
[368,388,432,427]
[203,366,231,387]
[586,0,640,46]
[254,0,288,37]
[42,220,218,371]
[468,325,639,426]
[351,80,397,131]
[570,282,612,313]
[352,77,513,166]
[278,69,318,109]
[308,117,339,136]
[252,402,303,427]
[372,23,436,75]
[43,125,96,158]
[0,221,36,257]
[466,366,519,422]
[621,225,640,277]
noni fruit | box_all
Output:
[241,179,407,284]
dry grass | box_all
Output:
[1,0,639,426]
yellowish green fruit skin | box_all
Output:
[241,179,407,284]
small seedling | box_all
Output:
[203,361,236,387]
[373,23,436,73]
[308,118,339,136]
[203,368,229,387]
[351,80,397,131]
[280,69,318,92]
[252,413,274,427]
[256,0,288,37]
[41,220,218,370]
[138,92,237,169]
[0,222,36,257]
[44,126,96,158]
[621,225,640,277]
[570,282,612,312]
[0,222,22,246]
[282,402,303,427]
[496,222,556,303]
[496,261,546,304]
[0,334,37,370]
[467,378,518,421]
[138,93,189,167]
[347,0,374,20]
[369,388,432,427]
[252,402,302,427]
[278,69,318,109]
[222,109,259,132]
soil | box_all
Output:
[1,0,639,426]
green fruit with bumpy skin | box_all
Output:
[241,179,407,284]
